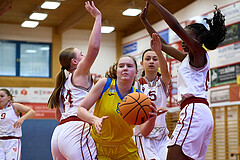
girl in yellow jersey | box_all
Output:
[78,51,167,159]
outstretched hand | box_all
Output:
[85,1,101,18]
[93,116,109,135]
[148,102,168,119]
[151,33,162,53]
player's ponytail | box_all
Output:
[186,6,226,50]
[47,47,75,109]
[47,69,66,109]
[203,5,226,50]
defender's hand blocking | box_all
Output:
[85,1,101,18]
[151,33,162,53]
[148,102,168,119]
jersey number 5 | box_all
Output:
[149,91,157,101]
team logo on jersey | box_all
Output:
[116,103,120,114]
[177,118,183,124]
[108,85,115,96]
[13,148,17,152]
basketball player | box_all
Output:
[134,34,171,159]
[142,1,226,159]
[77,54,167,159]
[0,88,36,160]
[47,1,101,159]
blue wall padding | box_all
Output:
[21,119,58,160]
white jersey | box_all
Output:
[0,102,22,138]
[60,72,94,120]
[134,76,169,140]
[177,53,210,103]
[51,72,97,160]
[169,53,212,159]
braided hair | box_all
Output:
[186,5,226,50]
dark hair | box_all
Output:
[47,47,76,109]
[141,49,161,77]
[0,88,14,101]
[105,55,137,85]
[186,6,226,50]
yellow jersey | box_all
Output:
[91,78,141,145]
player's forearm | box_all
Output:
[149,0,182,33]
[77,106,96,124]
[87,15,102,55]
[139,117,156,137]
[158,54,171,85]
[141,18,167,45]
[21,109,36,120]
[140,18,156,37]
[161,43,186,62]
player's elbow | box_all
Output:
[139,126,152,137]
[77,106,84,119]
[141,130,151,137]
[32,109,36,116]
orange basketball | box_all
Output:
[119,92,153,125]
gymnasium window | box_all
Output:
[0,40,51,77]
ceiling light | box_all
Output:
[122,8,142,16]
[21,21,39,28]
[41,1,60,9]
[101,26,115,33]
[29,13,48,20]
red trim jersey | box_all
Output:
[0,102,22,138]
[177,53,210,104]
[60,72,94,120]
[134,76,169,140]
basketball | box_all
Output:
[119,92,153,125]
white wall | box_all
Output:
[0,23,52,42]
[122,0,240,106]
[0,23,116,76]
[62,29,116,76]
[123,0,237,44]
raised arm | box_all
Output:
[141,1,186,61]
[151,33,170,85]
[140,2,167,44]
[75,1,102,75]
[146,0,204,63]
